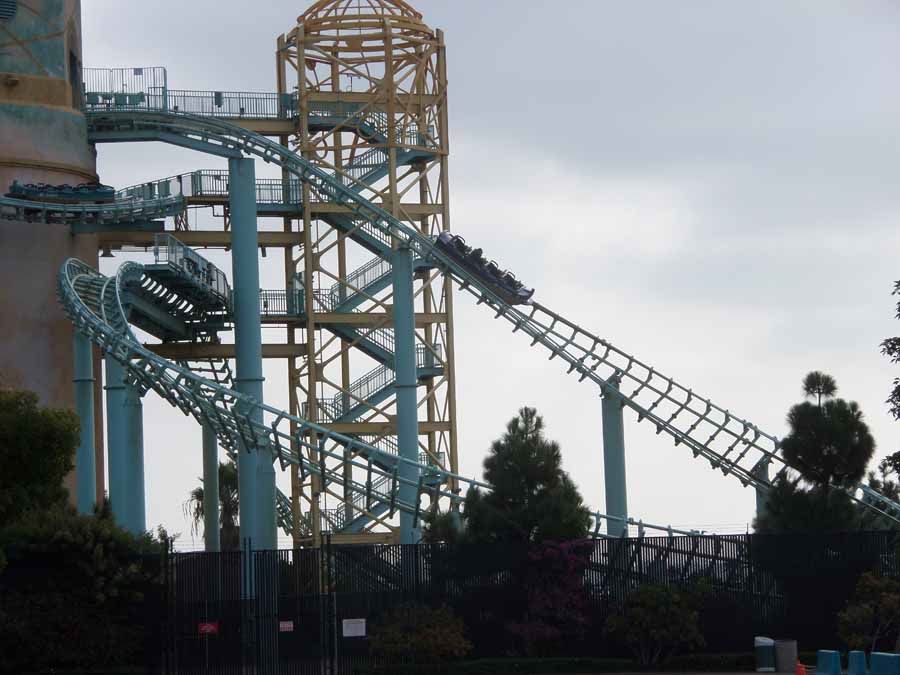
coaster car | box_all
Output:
[435,232,534,305]
[6,180,116,205]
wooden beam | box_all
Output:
[220,119,296,136]
[317,311,446,326]
[321,421,451,435]
[307,91,439,105]
[98,231,303,248]
[327,531,398,545]
[260,311,446,327]
[147,343,307,359]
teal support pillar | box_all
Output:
[753,459,770,526]
[601,374,627,538]
[104,357,128,526]
[202,424,221,552]
[124,383,145,534]
[73,332,96,515]
[229,156,275,552]
[392,243,420,544]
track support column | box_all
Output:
[104,357,128,526]
[601,374,628,537]
[124,383,145,534]
[229,156,275,552]
[202,424,221,552]
[752,459,770,525]
[392,243,420,544]
[73,332,96,515]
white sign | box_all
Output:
[342,618,366,638]
[279,620,294,633]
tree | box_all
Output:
[184,461,240,550]
[462,407,590,545]
[0,388,79,526]
[803,371,837,407]
[421,509,461,544]
[868,452,900,502]
[781,374,875,490]
[881,280,900,421]
[756,373,875,533]
[506,540,591,657]
[0,505,165,672]
[604,584,705,666]
[838,572,900,653]
[755,475,860,533]
[782,398,875,489]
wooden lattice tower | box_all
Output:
[276,0,457,545]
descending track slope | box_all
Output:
[77,108,900,524]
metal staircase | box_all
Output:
[302,344,442,423]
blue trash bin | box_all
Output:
[817,650,841,675]
[756,637,776,672]
[848,651,867,675]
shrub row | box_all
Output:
[354,652,758,675]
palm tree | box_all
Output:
[184,461,240,550]
[803,371,838,407]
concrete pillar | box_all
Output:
[601,375,628,538]
[202,424,221,552]
[392,243,420,544]
[124,383,145,534]
[104,357,128,526]
[73,332,96,515]
[229,156,275,551]
[753,459,770,525]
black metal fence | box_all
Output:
[152,531,900,674]
[4,531,899,673]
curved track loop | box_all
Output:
[0,192,184,225]
[58,258,483,532]
[80,109,900,523]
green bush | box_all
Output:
[604,584,705,666]
[838,572,900,652]
[0,506,164,673]
[369,604,473,663]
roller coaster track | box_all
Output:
[58,257,481,535]
[0,191,184,226]
[75,109,900,525]
[24,103,891,535]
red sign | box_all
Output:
[279,620,294,633]
[198,621,219,636]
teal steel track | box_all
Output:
[39,95,900,535]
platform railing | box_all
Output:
[83,67,297,119]
[259,289,302,318]
[301,344,442,422]
[153,233,231,309]
[307,101,436,147]
[328,255,392,307]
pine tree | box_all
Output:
[462,407,590,544]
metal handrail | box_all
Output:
[153,233,231,309]
[301,344,443,421]
[327,255,391,307]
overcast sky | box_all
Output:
[82,1,900,546]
